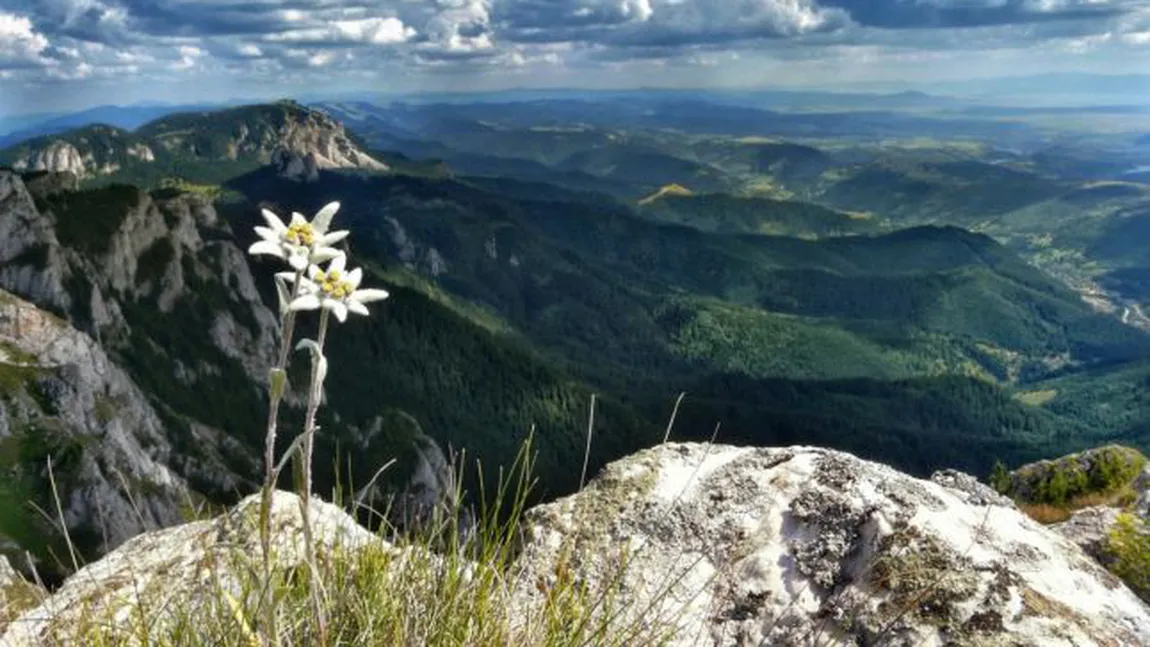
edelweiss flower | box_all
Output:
[288,255,389,322]
[248,201,349,270]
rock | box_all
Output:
[125,144,155,162]
[20,171,78,197]
[272,147,320,183]
[351,412,475,544]
[1004,444,1146,504]
[0,289,191,560]
[15,142,87,177]
[0,172,69,311]
[930,468,1016,508]
[512,443,1150,646]
[1051,506,1123,568]
[1133,465,1150,518]
[0,556,44,635]
[0,492,385,646]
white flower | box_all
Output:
[288,255,390,322]
[248,201,349,271]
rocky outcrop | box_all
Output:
[0,172,280,573]
[270,105,388,182]
[512,443,1150,646]
[125,144,154,162]
[4,442,1148,646]
[0,289,191,565]
[11,142,86,177]
[3,102,387,182]
[1051,506,1123,568]
[272,147,320,183]
[0,172,69,311]
[0,492,383,646]
[1002,444,1146,504]
[1134,465,1150,517]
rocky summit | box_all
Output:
[512,443,1150,646]
[2,443,1147,646]
[1,102,387,182]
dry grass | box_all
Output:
[1018,485,1140,526]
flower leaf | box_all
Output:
[269,368,287,400]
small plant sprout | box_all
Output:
[246,200,388,644]
[249,201,348,271]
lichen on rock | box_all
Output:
[512,443,1150,646]
[0,492,385,646]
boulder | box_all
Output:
[1051,506,1123,568]
[0,491,383,646]
[0,556,43,635]
[512,443,1150,646]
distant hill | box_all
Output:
[749,142,834,180]
[636,191,878,238]
[816,159,1065,222]
[0,103,234,148]
[0,101,388,186]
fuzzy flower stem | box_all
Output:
[257,267,303,642]
[299,307,331,641]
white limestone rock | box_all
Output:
[0,172,69,311]
[0,492,385,646]
[512,443,1150,646]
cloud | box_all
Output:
[0,0,1146,105]
[819,0,1134,29]
[496,0,850,46]
[262,17,415,45]
[0,11,51,68]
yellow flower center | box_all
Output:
[315,270,353,300]
[285,223,315,246]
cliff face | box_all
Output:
[0,170,279,573]
[0,169,456,581]
[1,103,388,181]
[0,288,190,566]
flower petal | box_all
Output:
[307,263,322,281]
[275,271,298,283]
[345,268,363,291]
[249,240,287,258]
[329,255,346,275]
[312,202,340,234]
[351,288,389,304]
[288,251,309,270]
[330,301,348,323]
[290,294,321,311]
[261,209,287,233]
[295,277,320,294]
[254,226,279,241]
[309,247,344,264]
[290,212,308,227]
[319,230,349,246]
[347,299,370,317]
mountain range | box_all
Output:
[3,98,1150,583]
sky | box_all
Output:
[1,0,1149,116]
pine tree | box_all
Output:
[989,459,1010,494]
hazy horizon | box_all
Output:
[2,1,1149,118]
